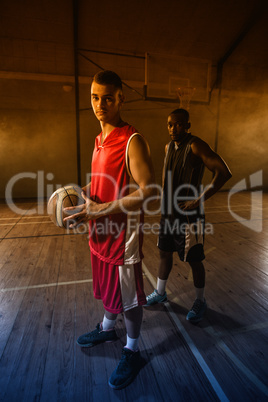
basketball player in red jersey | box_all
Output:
[64,70,157,389]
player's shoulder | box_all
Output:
[128,131,149,152]
[122,122,138,136]
[165,142,170,154]
[190,134,202,144]
[127,130,151,161]
[190,135,209,149]
[190,135,215,159]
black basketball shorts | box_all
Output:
[157,216,205,262]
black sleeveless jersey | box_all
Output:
[161,134,205,220]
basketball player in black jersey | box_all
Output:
[145,108,232,322]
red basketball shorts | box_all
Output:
[91,253,147,314]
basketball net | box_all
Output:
[177,87,196,110]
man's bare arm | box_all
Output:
[82,182,91,198]
[180,138,232,210]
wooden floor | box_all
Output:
[0,192,267,402]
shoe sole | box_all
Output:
[76,338,118,348]
[108,377,132,390]
[108,372,139,390]
[186,311,207,323]
[144,297,167,307]
[186,316,204,323]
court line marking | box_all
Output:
[204,246,217,255]
[218,342,268,396]
[2,264,268,397]
[0,234,83,240]
[1,272,266,334]
[206,326,268,397]
[142,262,268,399]
[1,204,266,221]
[142,262,229,402]
[0,217,265,227]
[207,321,268,337]
[0,216,49,220]
[0,279,93,292]
[0,221,52,226]
[144,206,265,218]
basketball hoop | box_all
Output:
[176,87,196,110]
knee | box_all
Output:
[159,250,173,261]
[189,261,204,272]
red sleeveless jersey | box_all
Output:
[88,123,144,265]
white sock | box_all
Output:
[102,315,116,331]
[125,335,139,352]
[195,287,205,302]
[157,278,167,296]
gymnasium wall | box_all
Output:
[1,0,267,202]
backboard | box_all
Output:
[146,52,211,103]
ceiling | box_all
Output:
[0,0,267,98]
[78,0,268,68]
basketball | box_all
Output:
[47,185,85,228]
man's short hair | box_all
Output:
[92,70,123,90]
[169,108,190,122]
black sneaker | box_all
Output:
[108,347,141,390]
[186,299,207,323]
[76,323,118,347]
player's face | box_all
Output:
[167,114,188,142]
[91,82,124,124]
